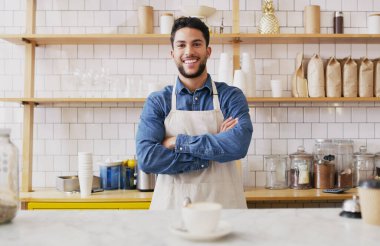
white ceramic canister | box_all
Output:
[160,13,174,34]
[368,13,380,34]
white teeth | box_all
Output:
[184,59,197,64]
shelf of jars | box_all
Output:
[2,34,380,46]
[2,97,380,105]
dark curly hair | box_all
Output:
[170,17,210,48]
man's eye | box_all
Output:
[177,44,185,48]
[194,43,201,47]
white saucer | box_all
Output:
[169,221,232,241]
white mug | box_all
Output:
[182,202,222,234]
[368,14,380,34]
[270,79,283,97]
[160,13,174,34]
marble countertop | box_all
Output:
[0,209,379,246]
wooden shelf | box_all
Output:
[2,34,380,46]
[238,33,380,44]
[0,98,26,103]
[3,97,380,105]
[0,33,237,45]
[246,97,380,103]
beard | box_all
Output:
[176,57,207,78]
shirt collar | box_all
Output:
[175,74,213,95]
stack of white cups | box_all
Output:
[233,70,248,95]
[218,53,233,85]
[78,152,93,198]
[241,52,256,97]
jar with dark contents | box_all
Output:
[333,11,344,34]
[288,146,313,189]
[314,155,336,189]
[334,139,353,188]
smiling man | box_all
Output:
[136,17,253,210]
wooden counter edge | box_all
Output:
[20,187,357,203]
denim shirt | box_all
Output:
[136,74,253,174]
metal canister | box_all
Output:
[353,146,375,187]
[289,146,313,189]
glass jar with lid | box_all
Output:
[334,139,354,188]
[353,146,375,187]
[289,146,313,189]
[0,129,19,224]
[313,139,336,189]
[264,155,288,189]
[375,152,380,178]
[313,139,336,159]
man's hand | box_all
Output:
[220,117,238,132]
[162,136,176,150]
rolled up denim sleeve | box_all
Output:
[174,87,253,162]
[136,95,209,174]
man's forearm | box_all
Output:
[174,120,253,162]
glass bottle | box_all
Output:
[0,129,19,224]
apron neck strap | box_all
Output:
[171,78,220,111]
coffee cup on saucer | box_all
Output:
[182,202,222,234]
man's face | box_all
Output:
[171,27,211,79]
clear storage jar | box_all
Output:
[376,152,380,178]
[264,155,288,189]
[0,129,19,224]
[353,146,375,187]
[289,146,313,189]
[334,139,354,188]
[313,139,336,189]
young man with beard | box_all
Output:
[136,17,252,209]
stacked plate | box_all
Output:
[78,152,93,197]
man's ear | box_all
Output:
[207,47,212,58]
[170,50,174,58]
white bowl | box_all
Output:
[180,5,216,18]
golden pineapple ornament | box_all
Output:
[258,0,280,34]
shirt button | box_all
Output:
[201,165,204,168]
[195,97,198,101]
[179,147,183,151]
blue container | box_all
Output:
[120,165,136,190]
[100,162,121,190]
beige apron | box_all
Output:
[150,80,247,210]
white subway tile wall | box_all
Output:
[2,0,380,187]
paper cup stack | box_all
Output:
[78,152,93,198]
